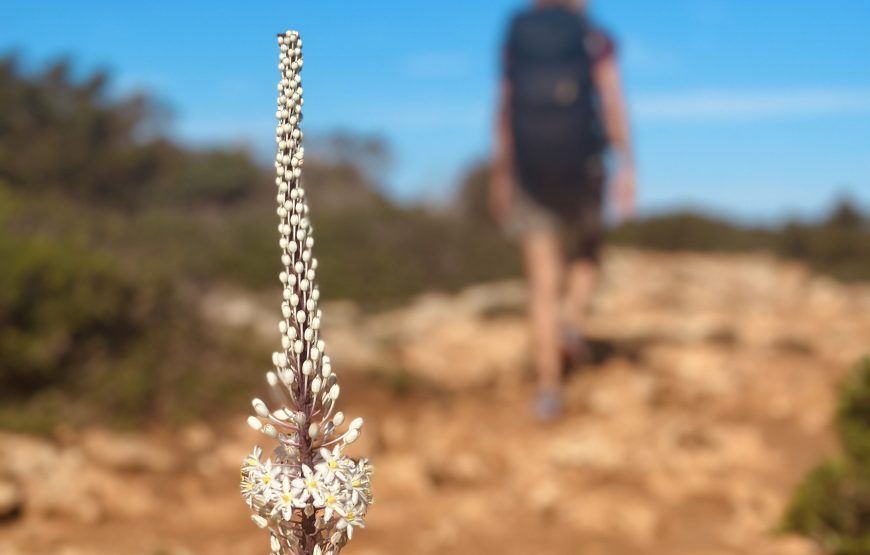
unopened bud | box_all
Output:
[344,429,360,444]
[252,398,270,418]
[247,416,263,431]
[332,412,345,426]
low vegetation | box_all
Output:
[782,359,870,554]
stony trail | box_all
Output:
[3,249,869,555]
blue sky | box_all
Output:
[3,0,870,221]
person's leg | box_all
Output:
[561,192,604,362]
[563,258,598,335]
[521,232,564,396]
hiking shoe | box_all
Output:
[533,390,563,422]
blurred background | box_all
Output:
[1,1,869,554]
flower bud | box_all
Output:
[273,409,291,421]
[343,429,360,444]
[252,398,270,418]
[247,416,263,431]
[294,411,306,426]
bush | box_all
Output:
[782,359,870,554]
[0,233,154,393]
[0,196,265,432]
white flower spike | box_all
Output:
[240,31,373,555]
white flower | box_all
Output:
[292,464,327,506]
[243,446,263,469]
[271,477,302,521]
[254,459,282,492]
[321,488,345,522]
[335,506,366,539]
[316,446,352,478]
[341,458,373,506]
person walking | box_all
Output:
[490,0,635,420]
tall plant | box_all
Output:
[240,30,373,555]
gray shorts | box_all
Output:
[503,158,605,262]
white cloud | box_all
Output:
[633,87,870,123]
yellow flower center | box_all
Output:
[281,493,292,504]
[346,511,356,520]
[351,479,361,487]
[328,461,338,469]
[307,480,317,489]
[263,475,273,484]
[326,495,336,505]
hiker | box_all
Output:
[490,0,635,419]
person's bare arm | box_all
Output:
[594,56,636,218]
[489,79,514,224]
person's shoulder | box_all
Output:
[584,20,617,63]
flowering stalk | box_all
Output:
[240,30,373,555]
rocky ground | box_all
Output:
[3,249,870,555]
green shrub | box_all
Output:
[0,212,265,432]
[782,359,870,554]
[838,359,870,467]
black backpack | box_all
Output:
[506,8,606,219]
